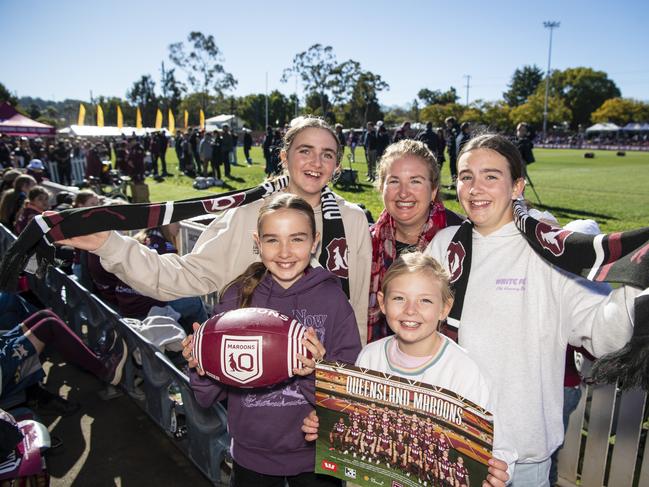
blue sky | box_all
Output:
[2,0,648,107]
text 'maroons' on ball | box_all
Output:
[193,307,311,388]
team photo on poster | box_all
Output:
[315,361,494,487]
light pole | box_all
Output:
[265,72,269,128]
[542,21,560,141]
[463,75,471,107]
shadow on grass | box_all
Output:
[438,189,618,222]
[534,204,618,222]
[225,175,246,183]
[334,182,374,193]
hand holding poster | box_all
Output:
[314,360,493,487]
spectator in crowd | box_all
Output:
[242,127,253,165]
[445,116,461,188]
[85,144,103,180]
[220,124,235,173]
[424,134,640,485]
[515,122,535,177]
[189,129,200,170]
[115,140,129,173]
[0,174,37,231]
[417,122,441,162]
[26,159,47,183]
[13,185,51,234]
[457,121,472,156]
[364,122,378,182]
[368,139,463,342]
[335,123,346,157]
[181,132,195,177]
[70,190,101,281]
[13,138,32,168]
[376,124,390,161]
[392,121,412,143]
[149,133,161,176]
[262,126,274,176]
[184,193,361,487]
[199,131,214,178]
[231,128,239,166]
[0,308,127,407]
[54,140,73,186]
[174,131,184,170]
[0,134,12,168]
[348,129,359,163]
[435,128,446,168]
[126,138,145,182]
[156,131,170,177]
[0,168,21,194]
[210,130,224,185]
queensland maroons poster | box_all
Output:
[314,361,493,487]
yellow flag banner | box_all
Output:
[97,105,104,127]
[155,108,163,129]
[78,103,86,126]
[136,107,143,129]
[184,110,188,130]
[199,109,205,130]
[117,105,123,128]
[168,109,175,135]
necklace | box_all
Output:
[395,222,425,242]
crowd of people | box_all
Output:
[1,114,645,487]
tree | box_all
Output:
[510,91,570,129]
[329,60,362,106]
[282,44,338,115]
[417,87,459,106]
[342,70,389,126]
[419,103,465,127]
[28,103,41,120]
[169,31,237,109]
[238,93,267,130]
[591,98,649,126]
[179,92,218,127]
[0,82,18,106]
[543,67,621,128]
[160,62,185,114]
[126,75,158,126]
[477,100,513,132]
[503,65,544,107]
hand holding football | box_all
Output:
[192,307,312,388]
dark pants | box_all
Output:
[231,461,341,487]
[244,145,252,163]
[449,153,457,180]
[221,151,231,177]
[151,152,160,175]
[59,162,72,185]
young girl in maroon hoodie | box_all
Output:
[184,193,361,486]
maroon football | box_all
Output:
[193,307,312,388]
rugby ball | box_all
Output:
[193,307,311,388]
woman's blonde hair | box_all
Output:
[381,251,453,305]
[375,139,440,192]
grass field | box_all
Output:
[144,146,649,233]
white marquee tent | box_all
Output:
[585,123,621,133]
[58,125,170,137]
